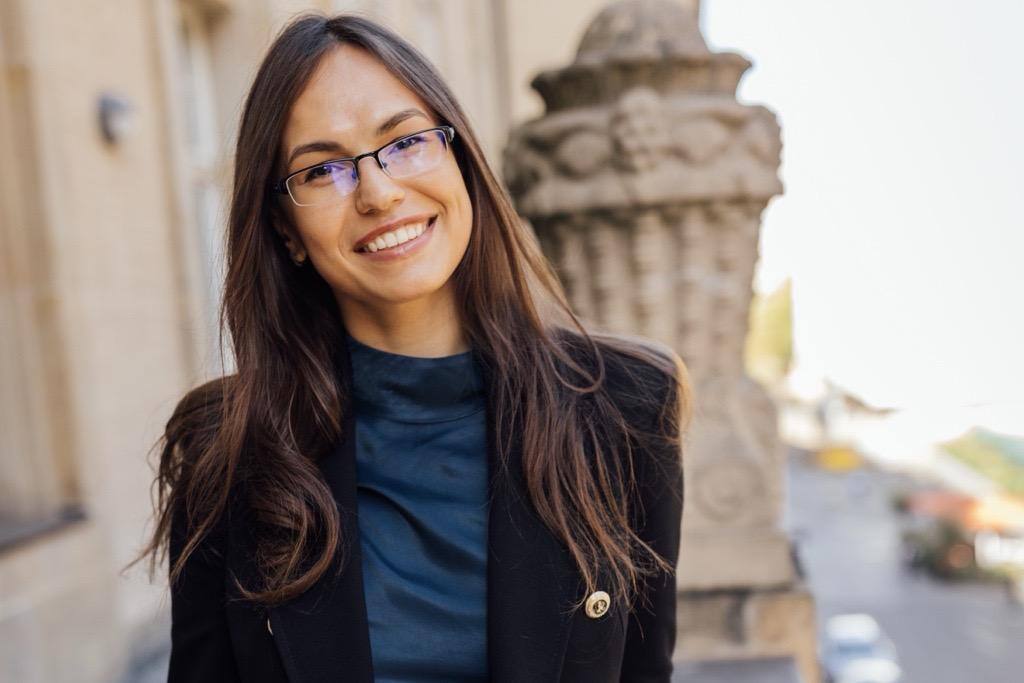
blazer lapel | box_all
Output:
[265,403,375,683]
[259,344,576,682]
[478,350,579,682]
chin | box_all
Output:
[370,276,454,305]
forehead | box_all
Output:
[282,44,431,151]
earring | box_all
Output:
[291,252,307,266]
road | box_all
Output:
[785,449,1024,682]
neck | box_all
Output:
[336,282,469,358]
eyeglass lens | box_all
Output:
[287,128,449,206]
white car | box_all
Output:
[821,613,903,683]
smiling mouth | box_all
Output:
[356,215,437,253]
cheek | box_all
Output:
[289,207,342,253]
[440,167,473,235]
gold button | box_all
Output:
[266,617,273,635]
[585,590,611,619]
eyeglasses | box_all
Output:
[273,125,456,207]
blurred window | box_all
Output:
[168,0,230,375]
[0,16,83,550]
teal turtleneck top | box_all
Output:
[345,332,489,682]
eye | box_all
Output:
[303,162,346,183]
[392,134,426,151]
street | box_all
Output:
[786,449,1024,682]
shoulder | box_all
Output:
[164,375,238,564]
[553,326,689,434]
[163,374,241,532]
[165,374,236,461]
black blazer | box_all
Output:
[167,340,684,682]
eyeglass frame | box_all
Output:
[271,125,457,207]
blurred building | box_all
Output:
[0,1,734,682]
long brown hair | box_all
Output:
[134,12,693,613]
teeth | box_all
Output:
[362,221,427,253]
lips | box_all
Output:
[354,215,439,261]
[354,213,438,252]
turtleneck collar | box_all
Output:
[344,331,485,424]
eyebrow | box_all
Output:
[286,108,429,169]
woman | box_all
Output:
[139,11,692,683]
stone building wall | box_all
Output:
[1,2,204,681]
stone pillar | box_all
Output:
[503,2,818,680]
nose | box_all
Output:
[353,155,403,214]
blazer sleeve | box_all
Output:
[167,500,242,682]
[620,369,685,683]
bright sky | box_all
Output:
[702,0,1024,413]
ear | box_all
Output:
[272,215,307,264]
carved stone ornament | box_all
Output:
[504,0,794,591]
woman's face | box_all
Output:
[277,44,472,314]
